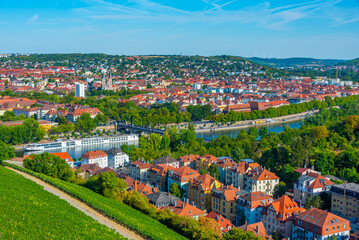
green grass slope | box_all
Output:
[6,164,188,240]
[0,166,125,240]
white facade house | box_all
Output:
[81,150,108,168]
[75,83,85,98]
[294,172,334,205]
[105,148,130,169]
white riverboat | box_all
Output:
[24,134,139,151]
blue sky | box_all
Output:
[0,0,358,59]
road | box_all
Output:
[5,166,144,240]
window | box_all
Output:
[326,228,329,233]
[344,224,346,229]
[337,225,340,230]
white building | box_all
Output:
[105,147,130,168]
[294,172,334,205]
[75,83,85,98]
[81,150,108,168]
[244,168,280,196]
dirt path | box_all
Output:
[5,167,145,240]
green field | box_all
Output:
[0,166,126,240]
[6,164,188,240]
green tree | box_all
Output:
[208,164,220,180]
[160,132,171,149]
[0,140,15,165]
[23,152,74,181]
[54,115,68,125]
[272,229,283,240]
[312,126,329,140]
[273,182,287,198]
[304,195,323,210]
[259,126,268,139]
[98,172,127,198]
[223,228,260,240]
[94,113,108,125]
[248,127,259,139]
[75,113,96,132]
[169,183,181,198]
[200,169,208,175]
[231,147,246,162]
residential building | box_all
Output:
[167,166,200,198]
[77,164,118,178]
[211,185,241,223]
[205,211,234,233]
[13,107,38,118]
[153,156,180,168]
[261,195,306,239]
[159,199,205,219]
[227,161,260,189]
[179,154,199,169]
[236,191,273,225]
[129,160,152,182]
[81,150,108,168]
[331,182,359,223]
[148,164,174,191]
[75,83,85,98]
[239,222,272,240]
[187,174,222,211]
[215,157,236,184]
[66,107,102,122]
[132,181,159,196]
[294,167,321,177]
[146,191,180,208]
[50,152,74,168]
[195,154,218,172]
[244,168,280,196]
[292,208,350,240]
[294,172,334,205]
[104,147,130,168]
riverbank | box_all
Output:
[195,110,316,133]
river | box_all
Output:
[18,120,303,159]
[195,120,303,141]
[18,141,138,159]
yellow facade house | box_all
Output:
[188,174,222,211]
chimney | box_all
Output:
[182,203,185,209]
[256,225,259,234]
[134,180,138,193]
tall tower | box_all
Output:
[101,70,107,89]
[101,69,113,90]
[107,71,113,90]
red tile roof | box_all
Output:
[81,150,107,159]
[295,208,350,236]
[50,152,73,162]
[205,211,233,233]
[239,221,270,239]
[159,200,205,218]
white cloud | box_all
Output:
[77,0,357,30]
[28,14,39,23]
